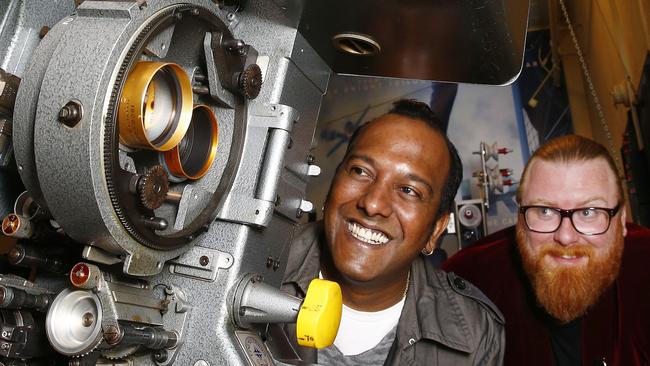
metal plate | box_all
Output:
[235,331,275,366]
[298,0,530,85]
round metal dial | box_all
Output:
[46,289,104,357]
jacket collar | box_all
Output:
[396,257,473,354]
[282,221,472,353]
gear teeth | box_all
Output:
[103,4,195,249]
[137,165,170,210]
[100,344,140,360]
[239,63,262,99]
[70,341,102,358]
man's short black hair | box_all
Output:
[344,99,463,220]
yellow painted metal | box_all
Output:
[296,279,342,349]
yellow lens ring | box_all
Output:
[118,61,193,151]
[162,104,219,180]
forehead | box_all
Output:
[522,158,619,206]
[349,114,450,182]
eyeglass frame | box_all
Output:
[518,204,621,235]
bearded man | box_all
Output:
[443,134,650,366]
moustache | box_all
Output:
[536,244,594,259]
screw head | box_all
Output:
[199,255,209,266]
[103,325,122,345]
[39,26,50,38]
[58,100,83,127]
[154,349,168,362]
[82,312,95,327]
[7,246,23,263]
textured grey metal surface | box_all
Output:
[0,0,77,77]
[14,1,243,275]
[11,9,73,212]
[215,102,298,226]
[7,0,328,364]
[0,0,77,216]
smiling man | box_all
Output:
[281,99,505,365]
[443,135,650,366]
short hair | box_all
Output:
[516,135,624,203]
[344,99,463,219]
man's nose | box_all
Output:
[358,182,392,218]
[553,216,580,246]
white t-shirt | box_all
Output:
[333,298,405,356]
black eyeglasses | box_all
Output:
[519,204,620,235]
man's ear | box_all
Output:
[425,213,450,254]
[620,204,627,237]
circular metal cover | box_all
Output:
[458,204,482,229]
[46,288,103,356]
[14,2,242,274]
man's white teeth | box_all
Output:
[347,222,389,245]
[560,255,577,259]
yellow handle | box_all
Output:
[295,279,342,349]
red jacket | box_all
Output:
[442,223,650,366]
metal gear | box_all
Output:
[100,344,140,360]
[238,63,262,99]
[137,165,169,210]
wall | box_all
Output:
[550,0,649,168]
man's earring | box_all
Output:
[421,247,434,256]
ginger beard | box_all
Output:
[516,225,624,323]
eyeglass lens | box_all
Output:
[525,207,611,234]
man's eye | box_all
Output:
[580,209,594,217]
[538,207,554,217]
[350,166,369,177]
[400,186,420,198]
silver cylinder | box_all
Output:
[232,273,303,329]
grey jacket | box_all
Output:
[281,222,505,366]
